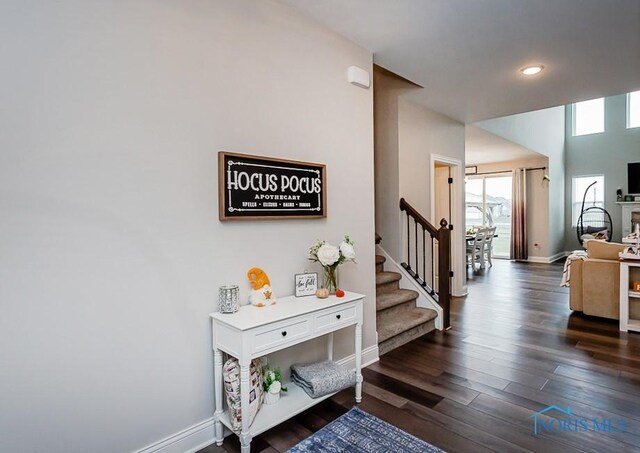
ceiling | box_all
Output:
[465,125,544,165]
[279,0,640,123]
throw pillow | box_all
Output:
[223,357,264,433]
[586,240,624,260]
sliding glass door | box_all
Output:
[465,175,513,258]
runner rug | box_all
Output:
[287,406,445,452]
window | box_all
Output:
[572,175,604,226]
[627,91,640,129]
[573,98,604,136]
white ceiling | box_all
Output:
[279,0,640,123]
[465,125,543,165]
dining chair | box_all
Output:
[466,227,488,271]
[483,226,497,267]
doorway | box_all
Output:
[465,174,513,258]
[430,155,464,296]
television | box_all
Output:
[629,162,640,195]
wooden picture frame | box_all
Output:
[294,272,318,297]
[465,166,478,175]
[218,151,327,221]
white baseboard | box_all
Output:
[526,251,570,264]
[135,344,379,453]
[336,343,380,369]
[135,417,216,453]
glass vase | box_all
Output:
[322,265,339,295]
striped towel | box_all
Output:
[561,251,587,287]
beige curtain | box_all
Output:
[511,168,528,260]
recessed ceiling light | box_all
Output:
[521,65,544,76]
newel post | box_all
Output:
[438,218,451,330]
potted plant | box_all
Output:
[263,367,287,405]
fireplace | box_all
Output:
[621,202,640,239]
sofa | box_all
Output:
[569,240,625,320]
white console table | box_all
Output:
[209,292,364,452]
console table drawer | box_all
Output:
[252,318,311,353]
[314,304,356,332]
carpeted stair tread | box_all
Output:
[375,255,386,266]
[376,271,401,286]
[377,307,438,343]
[378,319,437,356]
[376,289,419,312]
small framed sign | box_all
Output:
[465,166,478,175]
[295,272,318,297]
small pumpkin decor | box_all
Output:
[316,288,329,299]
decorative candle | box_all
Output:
[219,285,240,314]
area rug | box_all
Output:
[288,407,444,452]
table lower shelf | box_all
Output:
[219,381,347,437]
[625,319,640,332]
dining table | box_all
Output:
[465,232,498,242]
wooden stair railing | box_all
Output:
[399,198,451,329]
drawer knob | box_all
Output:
[336,314,341,320]
[281,331,287,337]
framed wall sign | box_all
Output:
[219,151,327,220]
[295,272,318,297]
[465,166,478,175]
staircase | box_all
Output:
[375,236,438,356]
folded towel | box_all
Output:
[291,360,355,399]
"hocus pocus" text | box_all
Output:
[227,170,322,194]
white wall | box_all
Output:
[564,94,640,247]
[398,98,465,217]
[373,69,409,260]
[374,67,465,295]
[0,1,375,452]
[398,98,465,295]
[475,106,566,256]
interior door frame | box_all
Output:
[430,154,465,297]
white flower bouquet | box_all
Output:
[309,235,356,294]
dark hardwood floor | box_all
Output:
[200,260,640,452]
